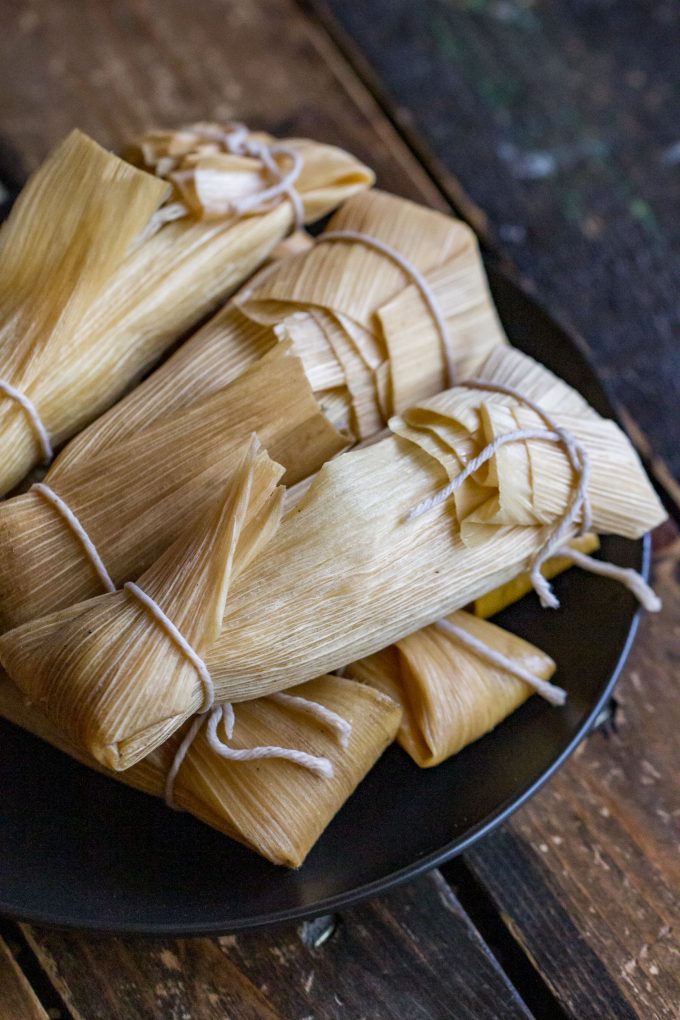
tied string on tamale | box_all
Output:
[0,380,53,464]
[315,230,456,386]
[121,582,349,805]
[143,122,305,238]
[408,377,660,684]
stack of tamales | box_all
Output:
[0,124,666,868]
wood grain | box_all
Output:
[0,936,49,1020]
[459,524,680,1020]
[0,0,446,209]
[318,0,680,490]
[23,873,532,1020]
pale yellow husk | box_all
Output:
[0,672,400,868]
[0,346,665,768]
[346,610,556,767]
[0,189,506,631]
[0,345,345,630]
[0,124,373,494]
[472,533,600,618]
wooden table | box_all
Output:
[0,2,678,1017]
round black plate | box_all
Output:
[0,270,647,934]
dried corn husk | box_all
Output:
[0,345,345,630]
[237,188,509,433]
[472,533,600,618]
[0,439,284,769]
[0,124,373,494]
[0,672,400,867]
[0,130,167,494]
[346,610,556,767]
[2,348,665,767]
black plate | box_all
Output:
[0,270,647,934]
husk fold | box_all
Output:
[346,610,556,767]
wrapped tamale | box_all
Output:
[0,189,508,629]
[0,673,400,868]
[346,610,556,767]
[1,347,666,768]
[0,344,345,629]
[0,123,373,494]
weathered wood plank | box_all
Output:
[318,0,680,490]
[23,873,533,1020]
[457,524,680,1020]
[0,936,49,1020]
[0,0,447,210]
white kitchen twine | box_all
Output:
[144,121,305,238]
[315,230,456,385]
[163,695,345,808]
[32,483,116,592]
[435,617,566,706]
[0,380,52,463]
[124,581,215,712]
[408,379,659,613]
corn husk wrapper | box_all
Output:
[472,533,600,618]
[0,125,373,494]
[2,347,665,767]
[58,188,508,475]
[0,672,400,868]
[346,610,556,767]
[236,188,509,435]
[0,345,345,630]
[0,439,286,770]
[0,130,168,495]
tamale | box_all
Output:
[0,673,400,868]
[472,533,600,618]
[346,610,556,767]
[0,189,508,629]
[59,187,508,470]
[1,347,665,768]
[0,123,373,494]
[0,345,346,629]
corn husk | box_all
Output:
[472,533,600,618]
[0,125,373,494]
[0,439,284,770]
[0,130,168,494]
[0,345,345,630]
[0,672,400,868]
[2,347,665,767]
[236,188,509,434]
[346,610,556,767]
